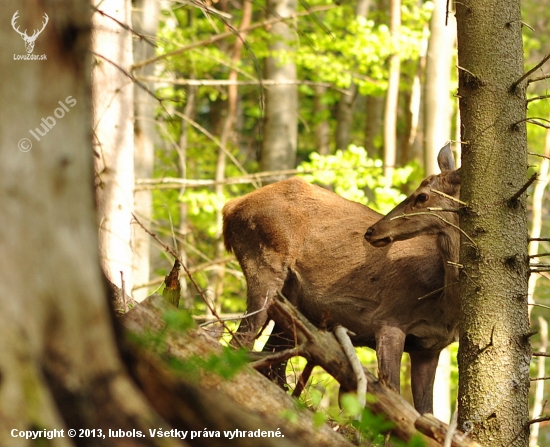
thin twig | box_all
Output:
[92,6,157,48]
[92,51,168,115]
[530,252,550,259]
[530,376,550,381]
[530,237,550,241]
[131,212,238,345]
[529,73,550,84]
[529,152,550,161]
[528,415,550,425]
[131,5,336,71]
[513,53,550,88]
[533,352,550,357]
[431,188,467,206]
[389,211,477,248]
[201,293,269,327]
[527,94,550,103]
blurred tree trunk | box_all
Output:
[423,0,456,423]
[364,95,384,159]
[93,0,135,296]
[423,0,455,175]
[383,0,401,185]
[260,0,297,179]
[527,115,550,447]
[456,1,531,445]
[133,0,160,301]
[335,0,371,151]
[0,2,178,441]
[314,85,330,155]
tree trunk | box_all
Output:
[423,0,455,175]
[383,0,401,185]
[456,1,531,445]
[93,0,136,295]
[0,3,180,443]
[423,0,456,423]
[133,0,160,301]
[260,0,298,179]
[364,95,384,159]
[314,85,330,155]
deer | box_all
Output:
[222,144,460,414]
[11,11,49,54]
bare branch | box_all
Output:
[508,172,538,204]
[513,53,550,88]
[334,325,367,412]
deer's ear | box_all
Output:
[437,142,455,172]
[448,168,461,185]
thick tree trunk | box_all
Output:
[456,1,531,445]
[93,0,136,295]
[133,0,160,301]
[0,3,180,444]
[260,0,298,179]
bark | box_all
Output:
[260,0,298,179]
[456,1,531,445]
[364,95,384,159]
[133,0,160,301]
[423,0,456,175]
[423,0,457,423]
[314,85,330,155]
[93,0,136,295]
[383,0,401,185]
[0,3,181,445]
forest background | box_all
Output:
[95,0,550,445]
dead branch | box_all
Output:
[334,325,367,410]
[508,172,538,204]
[533,351,550,357]
[513,53,550,88]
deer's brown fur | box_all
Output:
[223,145,459,414]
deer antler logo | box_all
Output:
[11,11,49,54]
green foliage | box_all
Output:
[298,145,416,213]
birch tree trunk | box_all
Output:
[260,0,298,178]
[93,0,136,296]
[383,0,401,186]
[423,0,456,423]
[133,0,160,301]
[456,1,531,445]
[423,0,455,175]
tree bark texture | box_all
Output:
[260,0,298,178]
[93,0,136,294]
[456,2,531,446]
[0,2,180,445]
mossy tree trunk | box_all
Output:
[456,1,531,446]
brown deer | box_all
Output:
[223,145,459,414]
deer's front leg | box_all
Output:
[375,326,406,393]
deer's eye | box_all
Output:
[416,193,429,204]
